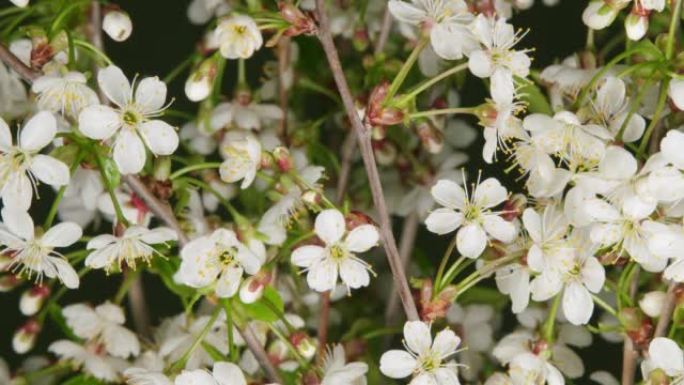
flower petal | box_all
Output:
[473,178,507,208]
[404,320,432,354]
[30,155,70,187]
[425,208,464,235]
[379,350,417,379]
[114,129,146,174]
[213,362,247,385]
[431,179,466,210]
[134,76,167,114]
[139,120,179,156]
[432,328,460,357]
[563,282,593,325]
[2,207,33,240]
[20,111,56,151]
[345,224,379,253]
[457,223,487,258]
[291,245,325,268]
[42,222,82,248]
[98,65,131,107]
[339,258,370,289]
[78,105,121,140]
[306,258,338,292]
[315,209,346,245]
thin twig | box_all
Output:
[654,281,678,338]
[317,290,331,363]
[277,36,291,143]
[384,213,419,323]
[0,43,38,81]
[88,1,107,102]
[315,0,419,321]
[374,4,393,56]
[122,175,191,247]
[127,273,152,336]
[335,130,357,203]
[621,266,639,385]
[238,324,284,383]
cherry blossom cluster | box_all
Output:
[1,0,684,384]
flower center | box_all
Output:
[419,351,442,373]
[329,244,347,262]
[463,204,481,222]
[122,108,142,127]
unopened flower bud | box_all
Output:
[352,28,370,52]
[13,319,40,354]
[0,275,22,292]
[272,147,294,172]
[373,140,397,166]
[103,11,133,42]
[648,368,669,385]
[290,331,317,360]
[185,58,218,102]
[20,285,50,316]
[621,307,653,348]
[415,120,444,154]
[239,271,272,304]
[279,2,317,37]
[153,156,172,181]
[365,83,405,128]
[639,291,667,318]
[301,190,321,206]
[625,10,649,41]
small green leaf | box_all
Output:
[517,78,553,115]
[240,286,284,322]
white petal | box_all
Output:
[315,209,346,245]
[291,245,325,268]
[2,207,33,240]
[139,227,177,244]
[41,222,82,247]
[213,362,247,385]
[379,350,417,379]
[306,259,338,292]
[388,0,426,24]
[425,208,464,235]
[29,155,70,187]
[175,370,218,385]
[339,258,370,289]
[473,178,507,208]
[49,257,80,289]
[103,325,140,358]
[139,120,179,156]
[135,77,167,114]
[563,282,594,325]
[98,65,131,107]
[114,129,146,174]
[216,265,243,298]
[431,179,466,209]
[345,225,379,253]
[661,130,684,169]
[78,105,121,140]
[0,117,12,151]
[20,111,56,151]
[404,320,432,354]
[456,223,487,258]
[483,215,516,243]
[431,328,460,356]
[468,50,494,78]
[649,337,684,375]
[581,257,606,293]
[2,173,32,210]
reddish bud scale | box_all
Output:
[279,2,317,37]
[531,339,549,355]
[272,147,294,172]
[30,44,54,70]
[20,319,41,334]
[345,211,376,230]
[365,83,405,129]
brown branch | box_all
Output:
[621,266,640,385]
[654,281,678,338]
[384,212,419,323]
[374,4,393,56]
[238,324,284,383]
[335,130,357,203]
[315,0,419,321]
[0,43,38,81]
[316,290,331,363]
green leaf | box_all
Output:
[95,145,121,187]
[48,303,79,341]
[61,374,107,385]
[239,286,284,322]
[516,78,552,115]
[150,257,197,300]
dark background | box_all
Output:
[0,0,622,381]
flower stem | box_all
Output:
[385,37,429,102]
[73,39,113,65]
[221,299,239,362]
[543,294,561,343]
[409,107,476,120]
[43,151,85,229]
[397,63,469,106]
[169,162,222,180]
[434,236,459,293]
[591,293,618,317]
[167,306,222,374]
[666,0,683,60]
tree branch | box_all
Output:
[374,4,393,56]
[384,213,419,323]
[654,281,678,338]
[315,0,419,321]
[238,324,284,383]
[621,266,640,385]
[0,43,38,81]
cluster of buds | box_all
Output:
[621,307,654,349]
[364,82,405,139]
[278,2,317,37]
[13,319,41,354]
[417,279,458,321]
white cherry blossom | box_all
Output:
[85,226,177,272]
[78,65,178,174]
[0,111,70,210]
[219,130,262,189]
[425,176,516,258]
[215,14,263,59]
[291,209,379,292]
[380,321,462,385]
[32,72,99,118]
[176,228,264,298]
[0,207,81,288]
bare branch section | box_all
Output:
[315,0,420,321]
[0,43,283,384]
[654,281,679,338]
